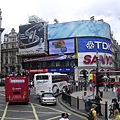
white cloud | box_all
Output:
[1,0,120,43]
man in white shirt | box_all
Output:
[82,91,93,112]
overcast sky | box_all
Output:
[1,0,120,43]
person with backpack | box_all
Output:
[88,104,98,120]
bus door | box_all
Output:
[5,76,29,103]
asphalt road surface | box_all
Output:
[0,87,87,120]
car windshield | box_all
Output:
[43,93,54,97]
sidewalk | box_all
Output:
[71,87,114,119]
[58,87,114,120]
[71,87,113,105]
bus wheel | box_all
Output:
[52,85,59,94]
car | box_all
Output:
[0,78,5,86]
[39,92,56,105]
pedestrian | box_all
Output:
[80,81,83,91]
[89,82,93,92]
[88,104,98,120]
[103,83,108,91]
[95,92,103,116]
[75,81,78,91]
[113,109,120,120]
[118,98,120,113]
[59,113,69,120]
[112,85,117,99]
[66,86,70,94]
[109,99,115,118]
[30,80,33,88]
[117,86,120,100]
[82,91,93,112]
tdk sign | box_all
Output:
[86,41,112,51]
[78,38,112,54]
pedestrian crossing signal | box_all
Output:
[89,74,93,80]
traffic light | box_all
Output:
[83,70,87,80]
[107,72,110,78]
[98,74,103,87]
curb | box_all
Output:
[58,95,105,120]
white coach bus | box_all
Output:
[33,72,68,95]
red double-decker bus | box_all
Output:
[92,70,120,85]
[5,76,29,103]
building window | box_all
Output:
[64,60,70,67]
[5,58,8,64]
[50,61,55,67]
[42,62,47,68]
[56,61,61,67]
[6,44,8,48]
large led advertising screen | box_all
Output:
[49,38,75,55]
[19,23,47,54]
[48,20,111,40]
[78,38,112,54]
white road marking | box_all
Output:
[0,93,5,96]
[1,102,8,120]
[30,102,39,120]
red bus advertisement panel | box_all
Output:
[5,76,29,103]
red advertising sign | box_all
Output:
[26,69,48,74]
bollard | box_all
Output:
[105,101,108,119]
[80,85,83,91]
[77,96,79,109]
[69,95,71,106]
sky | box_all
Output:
[0,0,120,43]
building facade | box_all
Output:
[1,28,22,75]
[19,19,115,81]
[0,9,5,74]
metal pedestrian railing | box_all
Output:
[62,91,108,119]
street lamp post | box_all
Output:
[96,52,99,95]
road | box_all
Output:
[0,87,87,120]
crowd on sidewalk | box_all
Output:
[66,80,120,120]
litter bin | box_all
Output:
[100,91,103,97]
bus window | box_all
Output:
[52,75,68,83]
[36,75,48,80]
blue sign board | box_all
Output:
[78,38,112,54]
[48,68,73,72]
